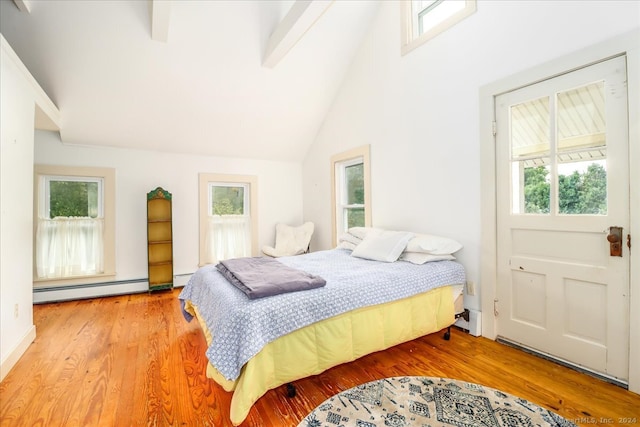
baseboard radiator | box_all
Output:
[33,273,192,304]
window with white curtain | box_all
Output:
[34,165,116,284]
[199,174,258,265]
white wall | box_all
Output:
[1,36,35,380]
[302,0,640,313]
[34,131,304,293]
[0,38,45,380]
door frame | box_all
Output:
[479,29,640,394]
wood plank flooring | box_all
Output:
[1,289,639,426]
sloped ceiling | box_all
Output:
[0,0,380,161]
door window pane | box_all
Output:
[556,82,607,215]
[510,82,608,216]
[520,164,551,214]
[557,160,607,215]
[510,96,550,214]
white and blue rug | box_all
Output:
[298,376,577,427]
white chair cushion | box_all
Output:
[262,222,314,257]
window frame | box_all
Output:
[331,145,371,247]
[198,173,258,266]
[400,0,476,56]
[33,165,116,287]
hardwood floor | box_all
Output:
[1,289,639,427]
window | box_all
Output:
[199,173,258,265]
[34,165,115,285]
[401,0,476,55]
[331,145,371,246]
[510,81,608,215]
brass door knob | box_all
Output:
[607,226,623,257]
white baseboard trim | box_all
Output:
[0,325,36,382]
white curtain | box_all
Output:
[36,217,104,279]
[204,215,251,264]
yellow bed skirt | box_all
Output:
[183,284,455,425]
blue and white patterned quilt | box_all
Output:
[178,248,466,381]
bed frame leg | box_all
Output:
[444,327,451,340]
[286,383,297,398]
[443,309,470,340]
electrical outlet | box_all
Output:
[14,303,19,319]
[466,281,475,296]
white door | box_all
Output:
[495,55,630,382]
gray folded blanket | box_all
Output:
[217,256,326,299]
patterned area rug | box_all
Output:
[297,377,577,427]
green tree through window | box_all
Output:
[579,164,607,215]
[345,163,364,228]
[49,181,99,218]
[211,186,245,215]
[523,164,607,214]
[523,166,550,214]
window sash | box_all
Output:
[42,175,104,219]
[336,157,365,235]
[415,0,467,37]
[401,0,476,56]
[331,146,371,247]
[208,182,249,216]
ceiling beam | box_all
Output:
[263,0,334,68]
[151,0,171,43]
[13,0,31,13]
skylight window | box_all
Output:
[401,0,476,55]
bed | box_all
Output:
[179,241,466,426]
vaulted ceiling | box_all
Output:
[0,0,380,161]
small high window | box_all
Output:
[401,0,476,55]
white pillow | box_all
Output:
[337,240,357,250]
[405,233,462,255]
[338,232,362,246]
[399,252,456,265]
[347,226,379,240]
[351,230,414,262]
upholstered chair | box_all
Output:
[262,222,314,257]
